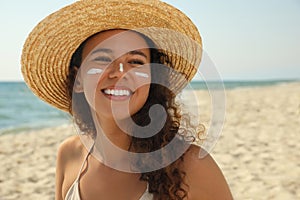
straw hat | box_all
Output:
[21,0,202,113]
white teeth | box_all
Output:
[103,89,130,96]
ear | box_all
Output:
[73,66,84,93]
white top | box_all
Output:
[64,144,153,200]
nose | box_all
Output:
[108,61,125,79]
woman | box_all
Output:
[21,0,232,199]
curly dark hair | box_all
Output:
[66,30,204,200]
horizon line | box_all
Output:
[1,78,299,83]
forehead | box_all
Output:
[82,30,150,59]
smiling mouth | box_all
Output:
[101,88,133,100]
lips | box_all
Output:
[101,87,133,100]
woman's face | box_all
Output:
[75,29,151,121]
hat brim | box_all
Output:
[21,0,202,112]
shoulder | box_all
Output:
[57,135,83,157]
[182,145,233,200]
[56,135,84,200]
[56,135,85,171]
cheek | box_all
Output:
[132,84,150,110]
[82,74,103,110]
[129,67,151,92]
[140,85,150,101]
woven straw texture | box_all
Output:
[21,0,202,112]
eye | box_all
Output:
[128,59,145,66]
[94,56,112,63]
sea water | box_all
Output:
[0,80,296,135]
[0,82,70,134]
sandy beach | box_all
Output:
[0,82,299,200]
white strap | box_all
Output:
[75,142,95,181]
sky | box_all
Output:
[0,0,299,81]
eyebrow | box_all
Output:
[90,48,148,59]
[91,48,113,55]
[128,50,148,59]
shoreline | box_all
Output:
[1,82,300,199]
[2,80,299,137]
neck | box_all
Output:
[91,111,136,172]
[96,115,131,150]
